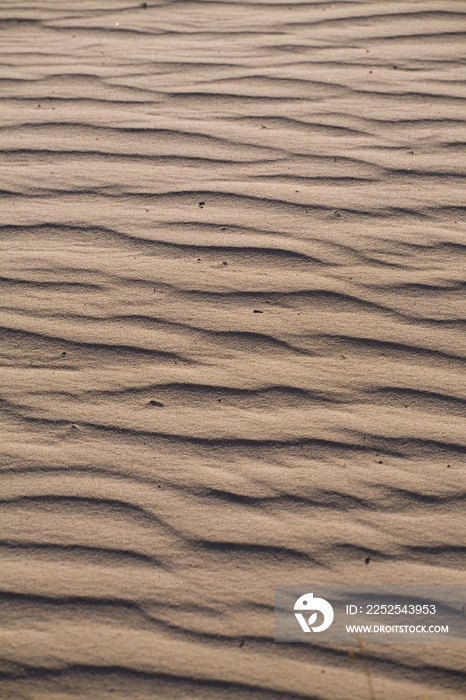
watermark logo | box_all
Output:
[276,586,466,642]
[294,592,334,633]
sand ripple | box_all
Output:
[1,1,465,698]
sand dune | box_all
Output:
[1,1,466,698]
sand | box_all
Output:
[1,1,465,698]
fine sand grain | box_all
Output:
[1,1,465,698]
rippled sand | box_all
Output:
[1,1,466,698]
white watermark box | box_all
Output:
[274,586,466,643]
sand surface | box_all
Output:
[1,1,466,698]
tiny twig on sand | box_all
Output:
[349,636,376,700]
